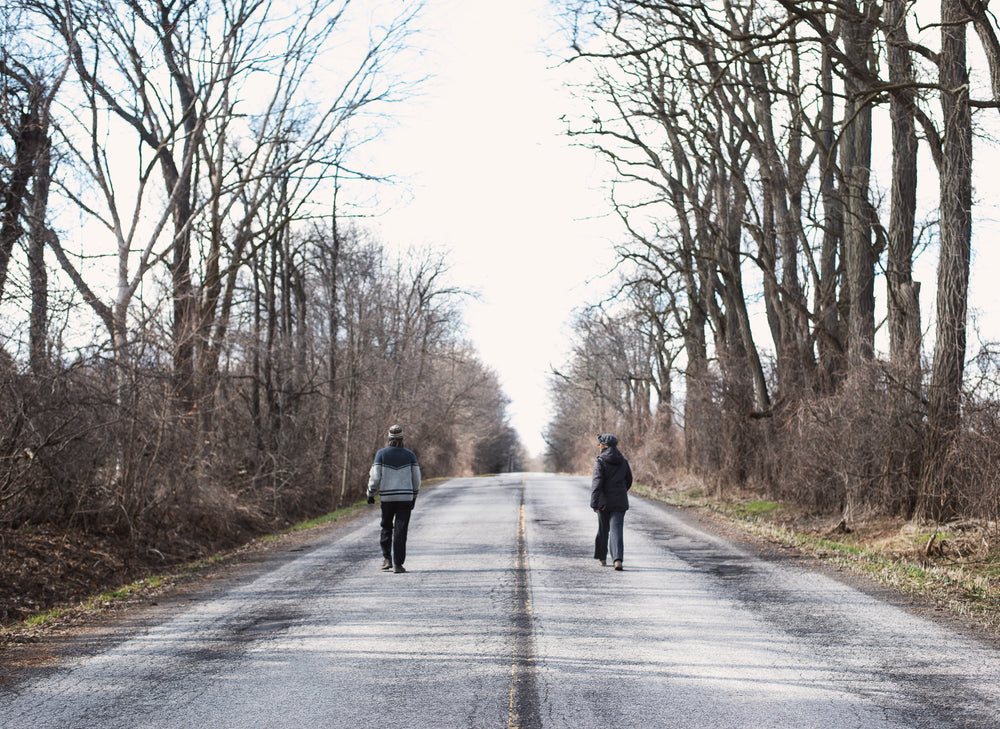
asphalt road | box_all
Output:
[3,474,1000,728]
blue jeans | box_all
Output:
[594,510,625,563]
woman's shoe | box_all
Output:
[614,560,623,571]
[598,559,607,566]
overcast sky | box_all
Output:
[373,0,621,456]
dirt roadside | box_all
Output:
[0,507,367,680]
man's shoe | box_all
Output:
[381,558,392,570]
[393,564,406,573]
[614,560,623,571]
[597,559,607,566]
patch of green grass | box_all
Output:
[731,500,781,518]
[261,501,366,542]
[913,529,953,545]
[811,538,868,557]
[93,575,169,605]
[634,484,705,507]
[8,575,171,634]
[24,608,69,628]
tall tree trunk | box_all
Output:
[715,175,766,482]
[886,0,920,380]
[158,6,200,412]
[921,0,973,521]
[28,123,52,375]
[841,1,876,369]
[816,42,845,391]
[0,109,41,299]
[745,49,809,401]
[321,208,343,502]
[885,0,923,515]
[339,364,357,507]
[169,190,196,410]
[666,176,712,475]
[251,253,264,453]
[264,237,280,448]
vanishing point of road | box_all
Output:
[3,474,1000,728]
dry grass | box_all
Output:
[637,482,1000,636]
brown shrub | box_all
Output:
[771,365,924,519]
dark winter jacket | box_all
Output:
[590,446,633,512]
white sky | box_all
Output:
[372,0,621,456]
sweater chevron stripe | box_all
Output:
[367,446,421,502]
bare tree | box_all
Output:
[27,0,421,407]
[557,0,999,520]
[1,0,425,532]
[921,0,974,520]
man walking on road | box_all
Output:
[591,433,633,570]
[367,424,421,573]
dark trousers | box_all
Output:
[380,501,413,567]
[594,510,625,562]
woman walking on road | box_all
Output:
[591,433,633,571]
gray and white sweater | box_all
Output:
[367,446,421,503]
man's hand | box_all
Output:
[367,496,375,504]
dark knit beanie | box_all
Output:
[388,424,404,441]
[597,433,618,448]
